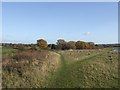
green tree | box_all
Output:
[56,39,67,50]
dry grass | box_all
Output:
[50,48,118,88]
[2,49,60,88]
[58,49,103,65]
[81,51,118,88]
[2,47,119,88]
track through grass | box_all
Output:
[49,52,101,88]
[2,47,118,88]
[49,49,118,88]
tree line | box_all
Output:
[2,39,119,50]
[37,39,95,50]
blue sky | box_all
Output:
[2,2,118,44]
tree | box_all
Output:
[57,39,66,45]
[88,42,95,49]
[67,41,76,49]
[56,39,67,50]
[48,44,57,49]
[75,41,89,49]
[37,39,48,49]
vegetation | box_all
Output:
[2,49,60,88]
[49,48,118,88]
[1,47,17,54]
[2,46,119,88]
[1,39,119,88]
[37,39,48,49]
[67,41,76,50]
[75,41,90,49]
[2,39,119,51]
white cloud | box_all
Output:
[83,32,92,36]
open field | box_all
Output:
[0,47,17,55]
[2,47,119,88]
[50,48,118,88]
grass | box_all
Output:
[48,48,118,88]
[1,47,17,55]
[49,52,101,88]
[0,47,1,53]
[2,49,60,88]
[66,54,118,88]
[2,47,119,88]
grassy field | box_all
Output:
[0,47,1,53]
[48,48,119,88]
[2,47,119,88]
[1,47,17,54]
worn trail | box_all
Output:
[49,52,100,88]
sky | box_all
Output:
[2,2,118,44]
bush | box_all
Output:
[37,39,48,49]
[67,41,76,50]
[75,41,90,49]
[13,50,50,61]
[3,50,51,75]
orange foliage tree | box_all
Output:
[67,41,76,49]
[37,39,48,49]
[75,41,90,49]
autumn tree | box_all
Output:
[75,41,90,49]
[67,41,76,49]
[37,39,48,49]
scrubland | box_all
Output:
[1,47,119,88]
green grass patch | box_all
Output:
[1,47,17,54]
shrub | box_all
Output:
[67,41,76,49]
[75,41,90,49]
[13,50,50,61]
[37,39,48,49]
[3,50,51,75]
